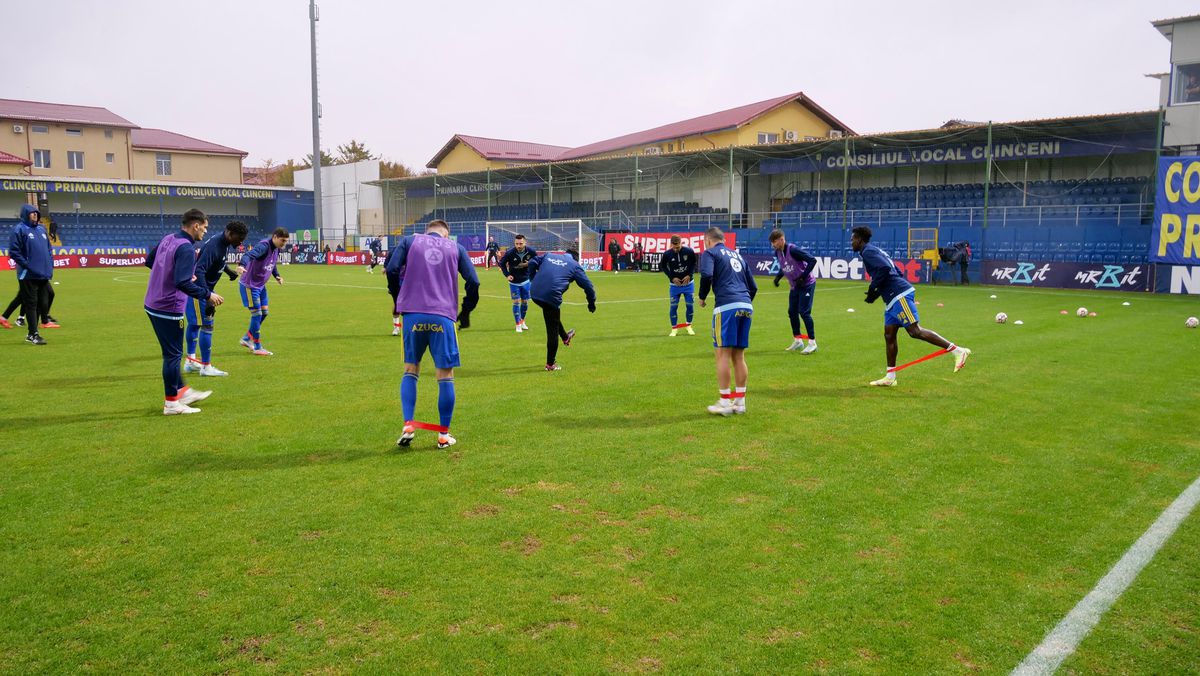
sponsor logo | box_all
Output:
[80,256,88,266]
[990,263,1052,284]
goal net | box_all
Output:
[485,219,601,258]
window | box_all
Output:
[1174,62,1200,105]
[68,151,84,170]
[104,129,113,139]
[65,128,82,136]
[156,152,172,176]
[31,125,48,134]
[33,149,50,169]
[106,153,115,164]
[757,132,780,144]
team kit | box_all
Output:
[9,207,971,446]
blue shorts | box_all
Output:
[240,284,268,310]
[184,294,215,328]
[884,291,919,327]
[670,281,694,300]
[403,312,461,369]
[712,303,753,349]
[509,280,531,301]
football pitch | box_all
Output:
[1,265,1198,674]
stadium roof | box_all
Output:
[1153,14,1200,38]
[426,135,570,169]
[0,98,138,128]
[132,128,247,157]
[378,110,1158,196]
[0,150,31,166]
[555,91,854,161]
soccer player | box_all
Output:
[769,229,819,354]
[851,226,971,387]
[698,226,756,416]
[527,250,596,371]
[238,227,289,356]
[366,236,383,274]
[387,219,480,449]
[7,204,54,344]
[383,243,405,336]
[661,235,697,336]
[498,234,537,333]
[486,236,501,268]
[184,220,248,376]
[143,209,224,415]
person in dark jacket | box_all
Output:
[607,237,621,273]
[527,252,596,371]
[7,204,54,344]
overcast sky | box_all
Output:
[6,0,1196,171]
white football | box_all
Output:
[1076,307,1088,317]
[995,312,1008,324]
[1187,316,1199,329]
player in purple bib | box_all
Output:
[143,209,226,415]
[769,229,819,354]
[238,227,289,356]
[386,220,480,449]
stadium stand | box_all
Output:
[0,214,266,249]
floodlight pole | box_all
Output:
[309,0,323,246]
[728,147,734,228]
[982,121,993,260]
[634,155,640,221]
[486,168,492,222]
[548,164,553,220]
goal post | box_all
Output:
[484,219,601,259]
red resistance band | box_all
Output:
[405,420,449,433]
[889,348,950,373]
[673,323,692,329]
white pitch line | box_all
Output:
[1011,474,1200,676]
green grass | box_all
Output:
[1,265,1198,674]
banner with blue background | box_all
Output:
[1151,157,1200,264]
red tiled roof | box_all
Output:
[0,98,137,128]
[0,150,31,166]
[132,128,247,156]
[556,92,854,161]
[426,135,570,168]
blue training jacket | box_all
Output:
[8,204,54,281]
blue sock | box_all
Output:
[520,301,528,321]
[670,297,679,326]
[512,301,522,324]
[437,378,455,430]
[685,296,694,324]
[249,314,262,345]
[401,372,418,422]
[199,328,213,363]
[186,325,199,356]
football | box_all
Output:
[1187,316,1199,329]
[995,312,1008,324]
[1076,307,1088,317]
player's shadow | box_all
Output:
[751,384,875,400]
[23,374,157,388]
[540,411,699,429]
[159,447,379,473]
[0,407,149,428]
[459,365,549,378]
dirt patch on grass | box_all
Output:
[954,652,982,671]
[525,620,578,639]
[463,504,501,518]
[636,505,699,521]
[300,530,323,541]
[374,586,408,599]
[789,477,824,490]
[501,535,544,556]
